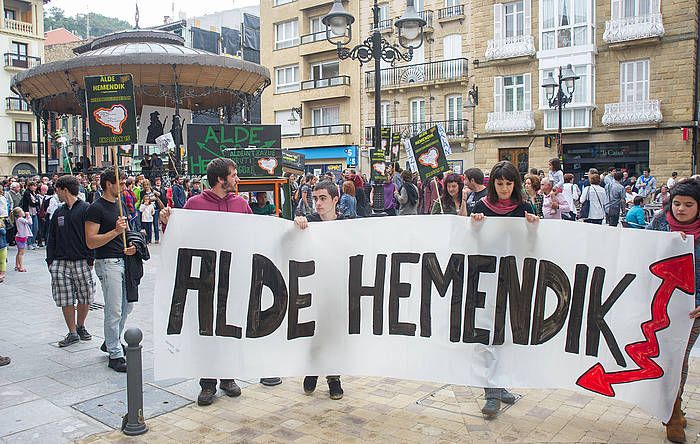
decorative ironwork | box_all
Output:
[485,111,535,133]
[364,58,468,89]
[603,13,664,44]
[336,36,413,67]
[485,35,536,60]
[602,100,662,126]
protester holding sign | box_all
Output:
[647,178,700,443]
[85,169,137,373]
[294,180,345,400]
[431,174,463,215]
[470,160,538,417]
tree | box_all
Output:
[45,7,132,39]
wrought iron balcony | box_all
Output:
[8,140,40,155]
[418,10,433,28]
[365,58,468,90]
[438,5,464,20]
[4,53,41,69]
[301,75,350,90]
[377,18,393,32]
[365,119,468,144]
[302,124,351,136]
[601,100,662,126]
[603,13,664,44]
[6,97,30,112]
[485,35,536,60]
[485,111,535,133]
[300,30,326,44]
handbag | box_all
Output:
[579,188,591,220]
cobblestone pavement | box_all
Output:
[2,244,700,443]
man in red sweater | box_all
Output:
[160,158,281,405]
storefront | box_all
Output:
[563,140,649,182]
[292,145,358,180]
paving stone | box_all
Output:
[0,399,72,436]
[1,416,109,443]
[0,383,40,410]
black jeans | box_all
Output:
[584,219,603,225]
[142,222,152,243]
[607,213,620,227]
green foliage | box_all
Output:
[44,7,132,39]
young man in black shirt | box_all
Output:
[461,167,488,216]
[85,169,137,373]
[294,180,344,400]
[47,175,96,348]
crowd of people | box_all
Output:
[0,157,698,442]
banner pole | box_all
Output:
[111,146,128,250]
[434,177,444,214]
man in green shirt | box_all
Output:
[63,152,74,173]
[250,191,276,216]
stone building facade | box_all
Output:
[471,0,698,181]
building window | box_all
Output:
[381,101,392,125]
[415,0,424,11]
[494,1,531,41]
[542,65,593,129]
[541,0,591,50]
[15,121,31,141]
[494,74,531,112]
[312,106,340,133]
[445,95,463,134]
[4,9,15,20]
[275,20,299,49]
[445,0,460,7]
[378,4,389,21]
[275,109,301,136]
[410,98,426,124]
[102,148,110,163]
[274,0,294,6]
[612,0,659,19]
[620,60,649,102]
[311,61,340,80]
[275,64,299,93]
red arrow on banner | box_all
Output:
[576,254,695,397]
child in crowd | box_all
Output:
[0,218,6,282]
[139,195,155,244]
[13,207,32,272]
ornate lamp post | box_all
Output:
[323,0,425,212]
[542,64,579,158]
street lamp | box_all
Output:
[542,64,579,157]
[323,0,425,213]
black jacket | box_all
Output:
[124,230,150,302]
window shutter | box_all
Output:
[523,0,532,36]
[611,0,621,20]
[523,74,532,110]
[494,76,504,113]
[493,4,504,42]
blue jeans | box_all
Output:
[28,214,38,246]
[152,210,160,242]
[95,258,133,359]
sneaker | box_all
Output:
[76,326,92,341]
[197,388,216,406]
[58,332,80,348]
[500,389,516,404]
[303,376,318,394]
[481,398,501,417]
[219,380,241,397]
[108,357,127,373]
[0,356,10,367]
[260,377,282,386]
[328,378,343,400]
[100,341,126,354]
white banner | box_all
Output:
[154,212,695,421]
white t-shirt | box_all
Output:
[140,203,155,222]
[0,195,7,218]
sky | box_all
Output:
[47,0,259,28]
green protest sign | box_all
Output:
[222,149,283,178]
[186,124,282,174]
[370,148,387,184]
[408,125,449,182]
[390,131,401,163]
[84,74,137,148]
